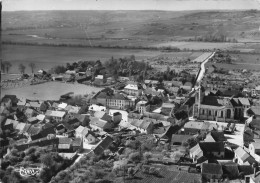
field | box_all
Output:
[2,45,206,74]
[2,44,167,73]
[1,82,103,100]
[205,52,260,71]
[3,10,260,51]
[153,41,241,50]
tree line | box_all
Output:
[1,62,36,74]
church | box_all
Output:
[193,87,244,122]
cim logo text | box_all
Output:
[14,167,41,177]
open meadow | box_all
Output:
[2,44,165,73]
[1,82,103,100]
[3,10,260,52]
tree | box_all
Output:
[39,167,52,183]
[53,65,66,74]
[4,62,12,74]
[41,153,53,168]
[18,64,26,74]
[1,62,6,73]
[129,152,141,164]
[29,63,36,73]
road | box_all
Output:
[193,52,216,90]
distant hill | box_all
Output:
[2,10,260,42]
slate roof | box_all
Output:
[234,147,255,164]
[72,138,82,147]
[171,134,193,143]
[238,165,254,175]
[93,136,113,155]
[238,98,250,106]
[22,124,32,133]
[90,117,108,129]
[26,125,42,135]
[251,141,260,149]
[249,106,260,116]
[201,96,222,106]
[59,137,72,144]
[29,102,41,108]
[184,121,208,130]
[45,110,66,118]
[219,89,240,97]
[210,131,226,142]
[222,165,239,178]
[202,163,223,175]
[15,123,26,131]
[5,118,19,128]
[199,142,225,152]
[75,125,85,134]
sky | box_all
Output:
[3,0,260,11]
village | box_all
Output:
[1,50,260,183]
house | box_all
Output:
[4,118,19,130]
[94,75,104,85]
[94,111,113,123]
[184,121,209,135]
[65,105,81,114]
[124,83,142,96]
[88,104,106,112]
[25,108,37,119]
[168,86,179,96]
[238,98,251,110]
[15,122,26,133]
[27,101,48,112]
[199,142,225,159]
[201,163,223,182]
[234,147,256,165]
[143,87,164,97]
[118,76,130,82]
[130,119,154,134]
[30,126,56,141]
[58,137,72,152]
[204,131,226,142]
[136,101,150,114]
[75,125,90,138]
[91,91,135,110]
[189,144,204,163]
[171,134,193,145]
[172,80,183,87]
[3,118,13,130]
[93,135,113,155]
[161,103,175,116]
[24,125,42,138]
[193,89,244,122]
[45,110,66,121]
[90,117,113,132]
[247,106,260,120]
[27,117,39,124]
[248,140,260,162]
[72,138,82,151]
[58,103,68,110]
[84,131,97,144]
[181,81,193,91]
[222,165,240,180]
[73,114,90,126]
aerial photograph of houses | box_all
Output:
[1,0,260,182]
